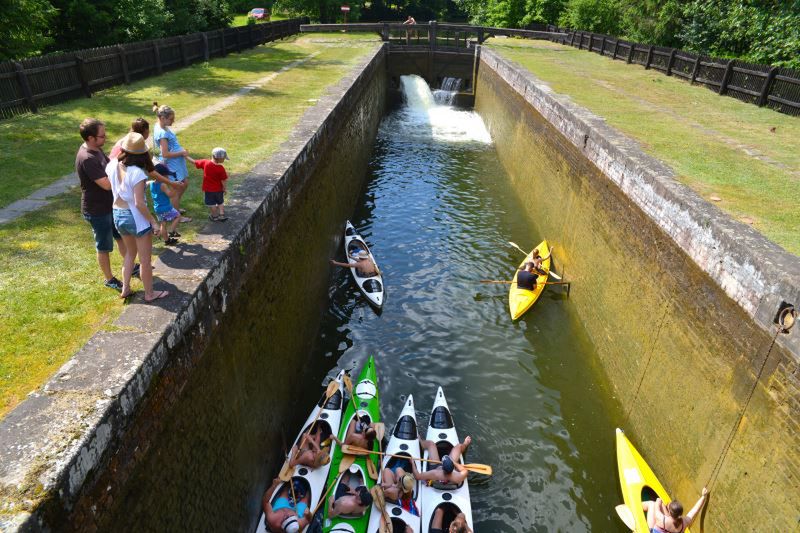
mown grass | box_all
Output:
[487,38,800,255]
[0,34,381,417]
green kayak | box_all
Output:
[322,355,381,533]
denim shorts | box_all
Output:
[84,212,121,252]
[113,208,152,237]
[204,191,224,206]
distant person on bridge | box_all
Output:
[403,15,416,25]
[642,487,709,533]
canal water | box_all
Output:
[309,76,628,532]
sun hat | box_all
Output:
[211,147,230,160]
[120,132,148,155]
[280,516,300,533]
[401,473,415,493]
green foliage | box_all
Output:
[558,0,621,34]
[114,0,173,42]
[521,0,568,26]
[619,0,683,48]
[0,0,56,60]
[166,0,233,34]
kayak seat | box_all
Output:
[429,406,454,429]
[363,279,382,293]
[393,415,418,440]
[386,455,412,474]
[345,227,356,236]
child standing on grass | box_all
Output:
[187,147,230,222]
[153,102,192,223]
[149,163,181,245]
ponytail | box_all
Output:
[152,101,174,119]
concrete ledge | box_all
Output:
[0,43,386,531]
[480,47,800,355]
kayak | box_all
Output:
[367,395,422,533]
[419,388,473,533]
[255,371,346,533]
[615,428,693,533]
[508,239,551,320]
[344,221,385,309]
[323,356,382,532]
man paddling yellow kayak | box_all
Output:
[509,240,551,320]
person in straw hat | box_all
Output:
[106,132,169,302]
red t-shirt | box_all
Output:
[194,159,228,192]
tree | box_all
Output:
[0,0,56,60]
[113,0,172,42]
[521,0,568,26]
[558,0,622,34]
[620,0,684,47]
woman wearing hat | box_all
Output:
[106,132,169,301]
[381,469,419,516]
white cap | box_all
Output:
[211,147,229,160]
[281,516,300,533]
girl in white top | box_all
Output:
[107,132,169,302]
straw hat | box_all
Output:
[120,132,148,154]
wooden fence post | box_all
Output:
[152,41,163,74]
[719,59,734,95]
[478,29,484,44]
[429,20,437,48]
[248,24,255,48]
[12,61,37,113]
[645,45,654,69]
[569,31,575,47]
[626,43,634,63]
[588,33,594,52]
[179,35,189,67]
[666,49,676,76]
[117,45,130,84]
[220,29,227,56]
[690,56,701,83]
[201,32,210,61]
[601,36,606,55]
[612,39,619,59]
[758,67,778,107]
[75,55,92,98]
[381,22,389,41]
[577,32,583,50]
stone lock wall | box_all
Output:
[476,48,800,530]
[0,45,387,532]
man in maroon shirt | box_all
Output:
[76,118,135,290]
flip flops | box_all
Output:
[144,290,169,302]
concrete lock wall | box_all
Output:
[0,45,387,531]
[476,48,800,530]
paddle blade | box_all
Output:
[370,486,391,533]
[463,463,493,476]
[615,504,636,531]
[339,454,356,473]
[508,241,527,255]
[367,456,378,480]
[341,444,373,456]
[375,422,386,442]
[325,379,339,399]
[278,461,293,482]
[343,374,354,393]
[548,270,562,281]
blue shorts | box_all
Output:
[204,191,224,206]
[113,208,152,237]
[84,212,121,252]
[156,208,180,222]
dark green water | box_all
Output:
[310,80,627,532]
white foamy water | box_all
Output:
[396,74,492,145]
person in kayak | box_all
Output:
[516,262,542,291]
[262,477,311,533]
[381,471,419,515]
[412,436,472,486]
[328,480,373,518]
[330,251,379,278]
[289,426,331,469]
[531,248,550,271]
[642,487,708,533]
[331,416,378,449]
[431,508,472,533]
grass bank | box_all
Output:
[0,33,380,417]
[487,38,800,256]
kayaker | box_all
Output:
[262,477,312,533]
[331,416,378,449]
[642,487,709,533]
[412,436,472,486]
[328,479,373,518]
[431,508,472,533]
[531,248,551,272]
[289,427,331,469]
[330,252,379,278]
[381,471,418,516]
[516,262,541,291]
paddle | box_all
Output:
[479,279,571,286]
[310,454,357,519]
[341,444,493,476]
[279,428,298,504]
[367,422,385,481]
[615,504,636,531]
[370,485,392,533]
[280,379,340,482]
[508,241,562,280]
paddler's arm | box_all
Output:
[330,259,352,268]
[684,488,709,527]
[263,478,281,513]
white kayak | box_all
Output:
[255,371,346,533]
[367,395,422,533]
[419,388,473,533]
[344,221,384,309]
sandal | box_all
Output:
[209,215,219,221]
[216,215,228,222]
[144,290,169,302]
[164,237,179,246]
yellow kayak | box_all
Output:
[615,428,692,533]
[508,240,550,320]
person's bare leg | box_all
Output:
[119,235,137,297]
[137,233,166,301]
[97,251,114,280]
[450,436,472,463]
[419,438,441,462]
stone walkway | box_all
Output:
[0,53,320,225]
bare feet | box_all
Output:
[461,436,472,455]
[144,290,169,302]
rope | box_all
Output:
[705,325,782,489]
[627,298,671,419]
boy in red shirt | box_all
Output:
[188,147,230,221]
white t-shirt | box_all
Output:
[106,159,151,233]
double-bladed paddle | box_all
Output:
[343,374,380,481]
[615,503,636,531]
[341,444,493,476]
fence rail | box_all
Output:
[554,29,800,116]
[0,19,308,119]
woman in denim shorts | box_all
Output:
[107,132,169,302]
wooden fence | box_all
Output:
[553,29,800,116]
[0,19,308,119]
